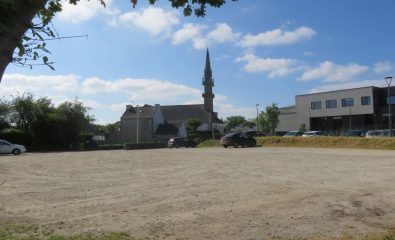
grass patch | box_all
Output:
[0,223,134,240]
[256,136,395,150]
[197,139,221,148]
[198,137,395,150]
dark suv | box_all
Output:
[168,137,197,148]
[220,132,256,148]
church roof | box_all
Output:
[160,104,210,123]
[121,104,155,119]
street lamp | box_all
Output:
[385,76,393,136]
[256,104,260,132]
[136,107,143,144]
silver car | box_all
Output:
[0,140,26,155]
[366,130,394,138]
[302,131,328,137]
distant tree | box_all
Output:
[242,119,256,128]
[0,99,11,130]
[258,103,280,136]
[299,123,306,132]
[186,118,202,132]
[56,100,93,148]
[0,0,236,82]
[9,93,36,131]
[224,116,246,132]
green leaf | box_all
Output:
[43,56,48,64]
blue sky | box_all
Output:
[2,0,395,124]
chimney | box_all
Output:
[126,104,132,110]
[155,104,160,111]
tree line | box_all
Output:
[224,103,280,135]
[0,92,94,148]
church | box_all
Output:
[112,49,224,143]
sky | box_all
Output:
[2,0,395,124]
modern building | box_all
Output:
[110,49,223,143]
[277,86,395,134]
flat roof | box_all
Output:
[296,86,378,97]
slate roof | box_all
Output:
[121,104,222,123]
[121,104,155,119]
[160,104,210,123]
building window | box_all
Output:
[311,101,322,109]
[387,96,395,104]
[341,98,354,107]
[326,99,337,108]
[361,96,371,105]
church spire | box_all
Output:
[205,48,212,77]
[202,48,214,113]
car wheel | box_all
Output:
[234,142,239,148]
[175,145,179,148]
[223,145,228,148]
[251,141,256,147]
[12,149,21,155]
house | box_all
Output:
[277,86,395,134]
[110,49,224,143]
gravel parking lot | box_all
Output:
[1,147,395,239]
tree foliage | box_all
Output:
[0,0,235,81]
[0,93,94,147]
[186,118,202,132]
[258,103,280,136]
[224,116,246,132]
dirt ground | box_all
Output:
[1,147,395,239]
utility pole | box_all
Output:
[385,76,393,136]
[256,104,260,132]
[136,108,143,144]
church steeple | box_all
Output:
[202,48,214,113]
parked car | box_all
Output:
[0,140,26,155]
[220,132,256,148]
[168,137,197,148]
[343,130,366,137]
[283,131,304,137]
[302,131,328,137]
[366,130,394,138]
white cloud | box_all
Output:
[374,62,393,75]
[207,23,239,43]
[172,22,238,49]
[309,79,386,93]
[235,54,298,78]
[81,77,202,101]
[300,61,369,82]
[240,26,316,48]
[304,51,314,56]
[0,74,80,96]
[57,0,118,23]
[172,23,207,48]
[118,7,179,35]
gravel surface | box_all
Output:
[0,147,395,239]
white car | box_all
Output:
[0,140,26,155]
[302,131,328,137]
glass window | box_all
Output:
[326,99,337,108]
[386,96,395,104]
[361,96,371,105]
[311,101,322,109]
[341,98,354,107]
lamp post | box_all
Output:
[385,76,393,136]
[256,104,260,132]
[136,108,143,144]
[349,106,352,131]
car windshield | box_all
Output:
[285,132,297,136]
[224,133,238,138]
